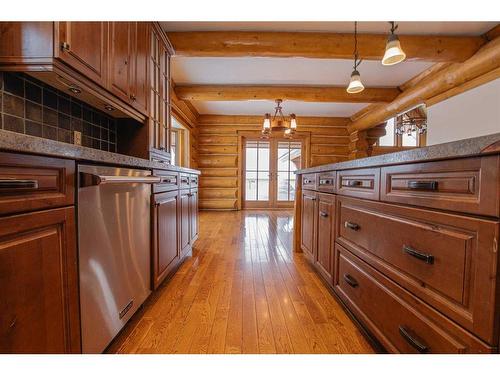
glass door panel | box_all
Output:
[276,141,302,205]
[244,140,270,207]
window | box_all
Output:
[378,118,396,146]
[170,116,189,167]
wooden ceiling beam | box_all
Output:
[168,31,486,62]
[349,36,500,132]
[175,85,400,103]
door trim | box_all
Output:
[237,131,310,210]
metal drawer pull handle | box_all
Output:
[80,173,161,187]
[407,181,438,191]
[320,211,328,218]
[344,221,360,231]
[399,326,429,353]
[304,196,316,201]
[161,177,176,184]
[342,180,363,187]
[181,179,189,184]
[303,179,313,184]
[319,179,333,185]
[403,245,434,264]
[343,274,359,288]
[0,179,39,190]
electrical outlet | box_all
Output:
[74,131,82,146]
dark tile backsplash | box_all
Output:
[0,72,117,152]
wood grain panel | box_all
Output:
[199,188,238,200]
[199,177,238,188]
[199,199,238,210]
[311,144,350,155]
[311,155,349,167]
[197,145,238,154]
[199,168,238,177]
[197,155,238,168]
[198,135,238,145]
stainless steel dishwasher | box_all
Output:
[78,164,160,353]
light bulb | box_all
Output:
[382,34,406,66]
[346,70,365,94]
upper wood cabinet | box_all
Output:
[131,22,149,115]
[55,22,108,87]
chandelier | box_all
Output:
[262,99,297,137]
[395,107,427,136]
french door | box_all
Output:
[243,138,303,209]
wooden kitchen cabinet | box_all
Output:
[55,22,108,87]
[130,22,149,115]
[189,188,199,243]
[316,193,335,284]
[0,207,80,354]
[108,22,133,104]
[300,189,317,261]
[152,190,179,289]
[179,189,191,257]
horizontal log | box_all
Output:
[199,177,238,188]
[311,136,350,145]
[198,135,238,145]
[175,85,399,103]
[310,155,349,166]
[199,199,238,210]
[198,125,349,137]
[197,144,239,154]
[199,188,238,199]
[168,31,485,62]
[198,168,238,177]
[349,36,500,132]
[197,115,350,127]
[197,155,238,168]
[311,144,350,155]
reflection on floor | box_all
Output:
[107,210,375,354]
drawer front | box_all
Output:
[317,172,336,193]
[336,196,499,344]
[334,245,493,353]
[153,170,178,193]
[179,173,191,190]
[301,173,317,190]
[381,156,500,217]
[337,167,380,200]
[0,152,75,215]
[189,174,199,188]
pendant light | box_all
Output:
[262,99,297,136]
[347,21,365,94]
[382,21,406,66]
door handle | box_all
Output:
[60,42,70,51]
[343,274,359,288]
[0,179,39,190]
[407,181,438,191]
[320,211,328,218]
[80,172,161,187]
[344,221,360,231]
[399,326,429,353]
[342,180,363,187]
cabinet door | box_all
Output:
[108,22,132,103]
[300,190,317,260]
[130,22,149,115]
[0,207,80,353]
[56,22,107,87]
[316,193,335,284]
[179,190,191,256]
[152,190,179,289]
[189,189,199,243]
[149,28,162,151]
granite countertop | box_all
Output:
[296,132,500,174]
[0,129,200,174]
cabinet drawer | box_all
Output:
[336,196,499,344]
[179,173,191,190]
[337,168,380,200]
[334,245,493,353]
[0,152,75,215]
[153,170,178,193]
[381,156,499,217]
[301,173,317,190]
[189,174,198,188]
[317,172,336,193]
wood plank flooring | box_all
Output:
[107,210,375,354]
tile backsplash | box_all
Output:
[0,72,117,152]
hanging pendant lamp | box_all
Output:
[382,21,406,66]
[347,21,365,94]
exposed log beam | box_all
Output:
[198,114,350,127]
[175,85,400,103]
[349,35,500,132]
[398,62,454,91]
[168,31,485,62]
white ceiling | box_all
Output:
[191,100,368,117]
[162,21,497,35]
[167,22,497,117]
[172,57,433,86]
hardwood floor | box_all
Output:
[107,210,375,354]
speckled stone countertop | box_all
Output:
[296,132,500,174]
[0,129,200,174]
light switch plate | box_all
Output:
[74,131,82,146]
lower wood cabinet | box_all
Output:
[316,193,335,284]
[300,190,317,260]
[179,189,191,257]
[0,207,80,353]
[152,190,179,289]
[189,188,199,243]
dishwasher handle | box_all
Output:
[80,172,161,187]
